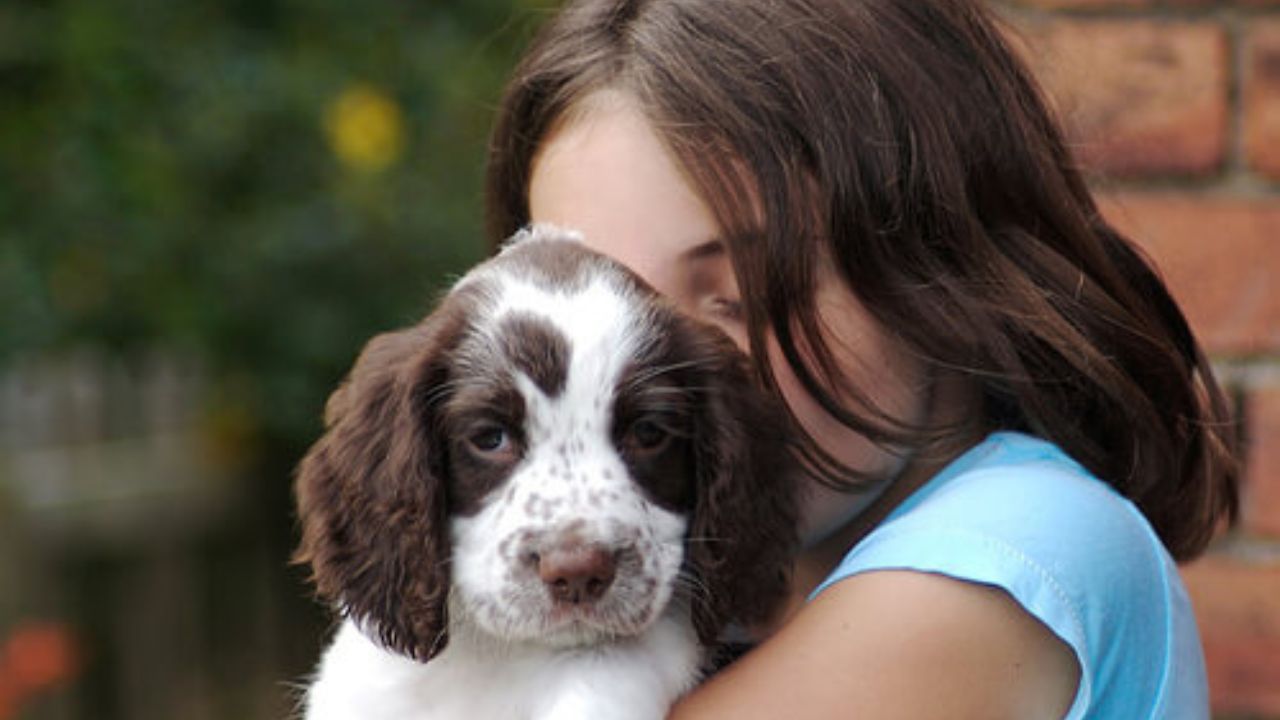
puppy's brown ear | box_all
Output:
[294,312,462,661]
[683,322,798,645]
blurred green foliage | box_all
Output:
[0,4,555,714]
[0,0,552,450]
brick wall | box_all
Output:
[998,1,1280,716]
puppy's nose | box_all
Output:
[537,543,617,604]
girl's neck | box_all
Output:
[779,375,986,631]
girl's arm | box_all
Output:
[671,570,1080,719]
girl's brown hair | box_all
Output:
[485,0,1238,561]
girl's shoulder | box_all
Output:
[891,431,1163,563]
[813,431,1209,719]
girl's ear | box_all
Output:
[294,315,461,662]
[683,320,799,645]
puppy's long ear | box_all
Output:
[683,322,798,645]
[294,310,462,661]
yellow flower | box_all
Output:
[324,84,405,174]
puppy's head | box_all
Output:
[295,227,796,661]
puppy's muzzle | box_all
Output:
[532,540,620,605]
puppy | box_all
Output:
[294,226,796,720]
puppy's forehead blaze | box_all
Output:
[481,259,650,379]
[495,313,571,399]
[444,242,686,426]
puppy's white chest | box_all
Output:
[305,617,702,720]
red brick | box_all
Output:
[1245,387,1280,538]
[1015,19,1229,177]
[1097,193,1280,356]
[1245,21,1280,180]
[1181,556,1280,716]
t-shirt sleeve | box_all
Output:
[810,463,1177,718]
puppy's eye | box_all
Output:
[468,425,510,454]
[626,418,670,453]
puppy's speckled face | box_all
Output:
[441,232,698,645]
[296,226,797,662]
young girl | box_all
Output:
[484,0,1238,716]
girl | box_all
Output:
[484,0,1238,716]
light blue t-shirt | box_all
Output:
[812,431,1209,719]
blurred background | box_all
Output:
[0,0,1277,719]
[0,0,539,717]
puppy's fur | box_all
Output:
[295,227,796,720]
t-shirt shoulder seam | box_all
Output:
[817,523,1095,713]
[840,523,1090,650]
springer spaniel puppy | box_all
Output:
[294,226,796,720]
